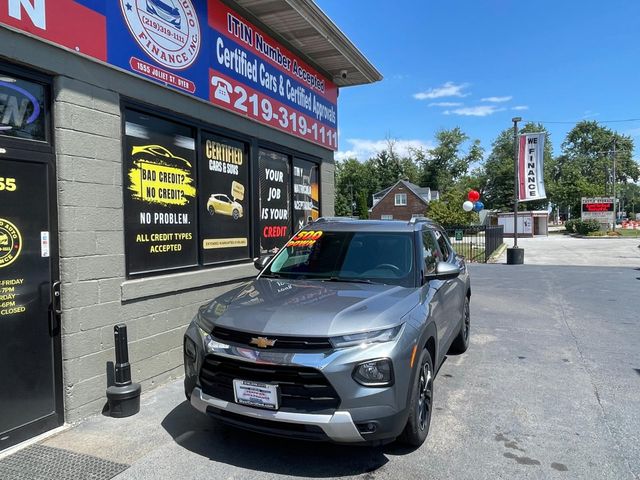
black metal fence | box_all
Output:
[444,225,504,263]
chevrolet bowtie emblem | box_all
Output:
[250,337,277,348]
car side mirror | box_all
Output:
[425,262,460,281]
[254,255,273,271]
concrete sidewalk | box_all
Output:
[495,234,640,266]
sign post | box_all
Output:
[507,117,524,265]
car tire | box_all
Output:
[232,209,239,220]
[398,348,433,447]
[449,296,470,354]
[208,206,215,215]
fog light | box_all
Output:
[353,358,394,387]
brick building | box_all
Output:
[369,180,439,221]
[0,0,380,450]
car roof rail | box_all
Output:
[313,216,355,223]
[408,216,434,225]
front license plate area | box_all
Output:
[233,379,279,410]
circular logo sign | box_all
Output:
[120,0,201,70]
[0,218,22,268]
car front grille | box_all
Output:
[211,326,333,351]
[199,355,340,414]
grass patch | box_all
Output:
[452,242,486,262]
[615,229,640,238]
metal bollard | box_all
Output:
[106,324,141,418]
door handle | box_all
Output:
[52,280,62,315]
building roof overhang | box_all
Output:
[232,0,383,87]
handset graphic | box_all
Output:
[211,76,232,104]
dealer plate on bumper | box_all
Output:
[233,379,279,410]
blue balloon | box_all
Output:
[473,201,484,212]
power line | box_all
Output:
[525,118,640,125]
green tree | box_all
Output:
[426,188,479,227]
[419,128,483,193]
[554,121,639,215]
[334,158,377,216]
[483,122,553,211]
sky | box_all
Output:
[315,0,640,163]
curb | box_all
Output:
[487,243,507,263]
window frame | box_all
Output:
[394,193,407,206]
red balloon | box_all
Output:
[468,190,480,202]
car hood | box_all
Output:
[202,278,419,337]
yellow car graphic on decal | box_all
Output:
[0,233,8,246]
[207,194,243,220]
[130,145,192,167]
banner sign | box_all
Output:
[259,149,290,254]
[517,133,546,202]
[581,197,615,224]
[199,132,250,264]
[124,110,198,275]
[0,0,338,150]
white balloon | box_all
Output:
[462,201,474,212]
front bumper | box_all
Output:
[190,387,364,442]
[184,321,417,443]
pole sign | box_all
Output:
[0,0,338,151]
[517,133,546,202]
[581,197,615,224]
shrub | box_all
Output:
[575,219,601,235]
[565,219,577,233]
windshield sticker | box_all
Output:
[286,230,323,247]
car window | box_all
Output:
[434,230,451,262]
[422,231,439,274]
[267,230,415,287]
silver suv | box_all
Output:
[183,218,471,446]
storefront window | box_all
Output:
[199,133,250,264]
[292,159,319,231]
[259,149,291,254]
[0,72,47,142]
[122,109,322,276]
[123,110,198,275]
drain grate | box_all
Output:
[0,444,128,480]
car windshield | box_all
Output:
[265,230,415,287]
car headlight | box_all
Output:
[353,358,394,387]
[329,324,403,349]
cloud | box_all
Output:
[413,82,470,100]
[443,105,505,117]
[335,138,434,162]
[512,105,529,111]
[481,96,512,103]
[582,110,600,119]
[428,102,463,107]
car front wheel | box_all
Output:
[232,209,239,220]
[398,348,433,447]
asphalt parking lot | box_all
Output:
[25,237,640,479]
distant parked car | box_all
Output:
[146,0,181,29]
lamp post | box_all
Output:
[507,117,524,264]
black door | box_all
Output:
[0,155,62,451]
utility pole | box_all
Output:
[348,183,354,217]
[612,138,617,231]
[507,117,524,264]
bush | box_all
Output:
[565,219,577,233]
[575,219,601,235]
